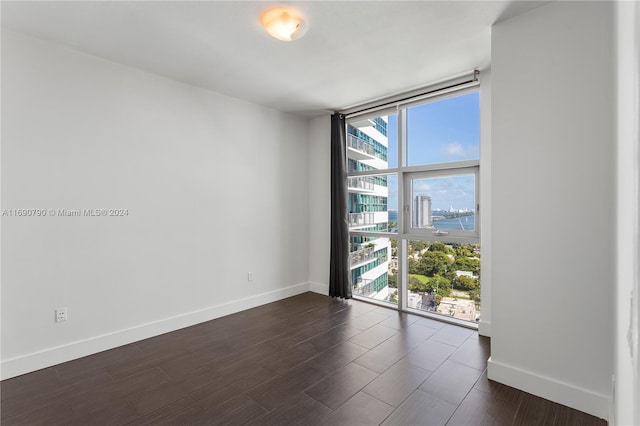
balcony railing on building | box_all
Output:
[348,176,375,192]
[350,246,376,268]
[347,134,375,157]
[349,212,375,227]
[353,278,375,296]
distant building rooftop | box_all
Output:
[437,297,476,322]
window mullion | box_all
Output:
[347,169,399,178]
[398,238,407,311]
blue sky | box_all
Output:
[386,91,479,211]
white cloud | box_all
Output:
[444,142,465,156]
[413,182,432,193]
[441,142,479,159]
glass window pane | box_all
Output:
[347,113,397,172]
[387,174,398,232]
[406,240,480,323]
[407,92,479,166]
[350,235,396,306]
[348,174,397,233]
[411,174,476,233]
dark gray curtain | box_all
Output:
[329,113,351,299]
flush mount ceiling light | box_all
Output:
[260,6,307,41]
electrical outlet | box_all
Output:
[247,272,253,282]
[55,307,67,322]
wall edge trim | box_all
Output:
[0,282,311,380]
[487,357,610,420]
[308,281,329,295]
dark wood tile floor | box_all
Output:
[1,292,606,425]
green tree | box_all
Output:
[453,274,478,291]
[408,275,429,293]
[409,240,429,254]
[408,257,419,275]
[452,244,472,257]
[428,241,453,254]
[416,251,452,277]
[468,288,480,305]
[452,257,480,274]
[430,275,452,297]
[388,273,397,288]
[407,274,452,297]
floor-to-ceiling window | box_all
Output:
[347,87,480,325]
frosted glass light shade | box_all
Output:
[260,6,307,41]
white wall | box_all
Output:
[614,1,640,424]
[1,30,310,379]
[489,1,614,419]
[308,115,331,295]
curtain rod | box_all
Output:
[342,70,479,119]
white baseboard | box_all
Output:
[1,282,310,380]
[478,320,491,337]
[309,281,329,295]
[487,357,610,421]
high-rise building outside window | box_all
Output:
[347,116,394,303]
[413,195,432,228]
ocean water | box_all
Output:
[433,215,475,231]
[387,210,475,231]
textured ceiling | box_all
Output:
[1,1,548,117]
